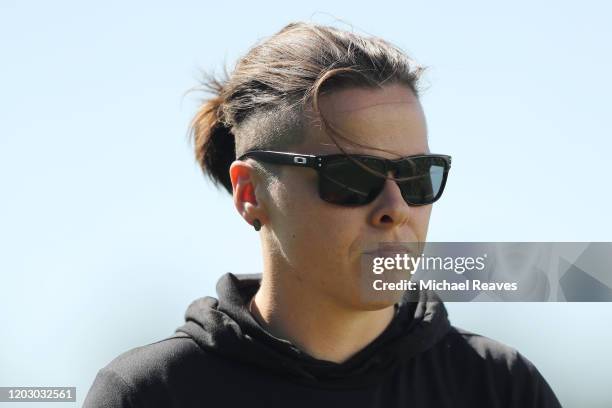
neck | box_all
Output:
[249,271,396,364]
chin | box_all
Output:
[355,290,405,311]
[353,267,412,308]
[336,282,405,311]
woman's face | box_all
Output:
[262,83,432,310]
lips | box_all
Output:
[364,245,412,257]
[362,240,425,257]
[369,251,410,258]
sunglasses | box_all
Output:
[237,150,452,207]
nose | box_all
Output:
[368,175,413,229]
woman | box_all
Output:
[84,21,561,407]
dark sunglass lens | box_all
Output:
[319,157,386,205]
[396,157,447,205]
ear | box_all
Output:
[229,160,269,230]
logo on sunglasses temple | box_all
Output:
[293,156,307,164]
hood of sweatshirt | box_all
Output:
[175,272,451,389]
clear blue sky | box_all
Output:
[1,1,610,407]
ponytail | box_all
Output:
[189,75,236,195]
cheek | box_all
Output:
[273,177,362,264]
[414,206,432,239]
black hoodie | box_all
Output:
[84,273,562,407]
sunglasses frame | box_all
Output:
[237,150,452,206]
